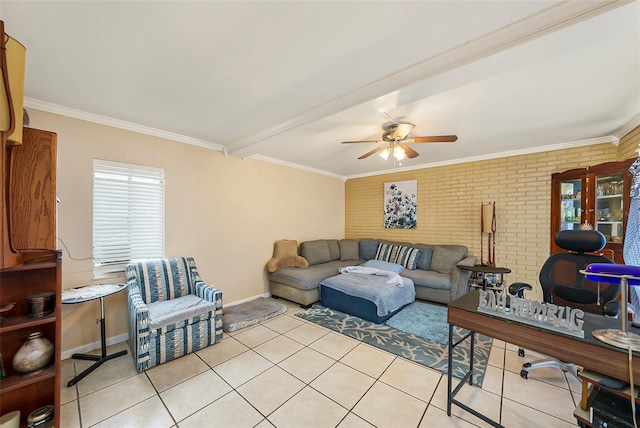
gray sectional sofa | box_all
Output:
[268,238,477,307]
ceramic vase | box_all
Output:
[12,332,53,374]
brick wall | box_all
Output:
[618,125,640,161]
[345,141,629,300]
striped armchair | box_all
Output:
[125,257,223,372]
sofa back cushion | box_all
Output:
[339,239,360,260]
[414,245,434,271]
[128,257,193,304]
[300,240,331,266]
[327,239,340,261]
[431,245,468,275]
[359,239,380,260]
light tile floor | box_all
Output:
[60,299,582,427]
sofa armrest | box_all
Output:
[450,256,478,300]
[194,280,223,308]
[127,288,150,372]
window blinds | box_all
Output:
[93,159,165,279]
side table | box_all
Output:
[457,264,511,291]
[62,283,128,386]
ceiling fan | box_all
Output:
[342,122,457,160]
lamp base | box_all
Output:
[592,328,640,352]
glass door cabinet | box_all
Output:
[551,159,635,263]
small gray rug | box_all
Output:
[222,298,287,332]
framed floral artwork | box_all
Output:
[384,180,417,229]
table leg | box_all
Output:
[447,325,503,427]
[447,323,453,416]
[67,297,127,387]
[469,331,475,385]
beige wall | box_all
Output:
[346,132,640,300]
[27,109,345,354]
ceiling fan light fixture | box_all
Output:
[379,147,391,160]
[393,145,406,161]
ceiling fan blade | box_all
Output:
[358,146,386,159]
[409,135,458,143]
[391,123,415,140]
[400,144,419,159]
[341,140,381,144]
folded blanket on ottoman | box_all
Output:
[337,266,404,287]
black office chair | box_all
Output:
[509,229,619,379]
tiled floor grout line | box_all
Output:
[143,369,179,428]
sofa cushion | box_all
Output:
[327,239,340,261]
[375,243,399,262]
[270,260,358,291]
[414,245,434,271]
[431,245,468,275]
[395,245,422,270]
[339,239,360,261]
[362,259,404,274]
[401,269,451,290]
[359,239,380,260]
[147,294,217,332]
[300,240,331,266]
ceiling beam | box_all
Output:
[227,0,632,158]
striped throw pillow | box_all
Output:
[395,245,422,270]
[375,243,399,263]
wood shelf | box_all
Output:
[0,312,57,333]
[0,364,55,394]
[1,257,59,272]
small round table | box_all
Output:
[457,264,511,291]
[62,283,128,386]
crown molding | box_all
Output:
[24,97,225,152]
[245,154,346,181]
[345,136,618,180]
[613,113,640,139]
[227,0,631,157]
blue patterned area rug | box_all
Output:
[296,304,492,387]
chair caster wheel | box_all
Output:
[520,369,529,379]
[518,348,525,357]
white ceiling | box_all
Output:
[1,1,639,178]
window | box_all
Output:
[93,160,165,279]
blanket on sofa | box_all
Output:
[320,272,415,316]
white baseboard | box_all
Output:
[61,332,129,360]
[224,292,271,308]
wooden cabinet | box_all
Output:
[1,127,59,426]
[9,128,57,261]
[0,255,61,427]
[551,159,636,263]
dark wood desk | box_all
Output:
[446,291,640,427]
